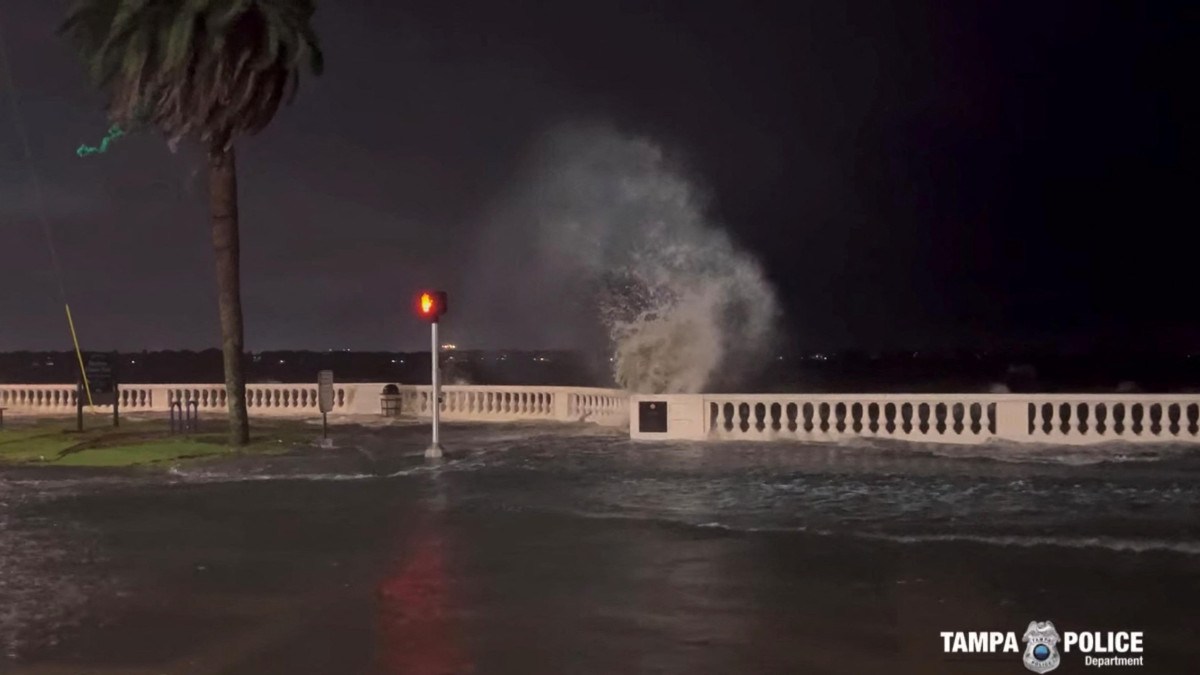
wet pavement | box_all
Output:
[1,421,1198,673]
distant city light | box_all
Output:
[279,359,286,364]
[441,343,457,351]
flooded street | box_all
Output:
[2,422,1198,673]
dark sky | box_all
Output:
[1,0,1195,353]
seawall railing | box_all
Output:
[0,383,628,427]
[9,384,1198,444]
[629,393,1200,445]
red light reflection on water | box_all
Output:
[376,522,473,674]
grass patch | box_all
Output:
[0,435,81,462]
[53,439,232,467]
[0,417,324,467]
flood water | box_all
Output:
[2,421,1198,673]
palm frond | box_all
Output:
[60,0,323,149]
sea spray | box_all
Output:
[516,123,780,393]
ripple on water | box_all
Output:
[0,499,116,660]
[1,428,1198,660]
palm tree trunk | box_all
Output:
[208,141,250,446]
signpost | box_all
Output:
[77,352,119,431]
[415,291,448,458]
[318,369,334,447]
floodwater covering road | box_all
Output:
[1,420,1198,673]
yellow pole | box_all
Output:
[65,303,94,408]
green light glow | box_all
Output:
[76,124,125,157]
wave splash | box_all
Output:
[527,124,780,393]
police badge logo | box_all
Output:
[1022,621,1061,672]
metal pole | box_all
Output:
[426,319,443,458]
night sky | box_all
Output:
[1,0,1195,353]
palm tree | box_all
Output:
[61,0,323,445]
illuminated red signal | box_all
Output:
[415,290,447,322]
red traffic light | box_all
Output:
[415,290,448,322]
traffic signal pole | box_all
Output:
[426,318,444,459]
[415,290,448,459]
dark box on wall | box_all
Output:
[638,400,668,433]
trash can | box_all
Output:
[380,384,402,417]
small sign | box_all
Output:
[84,352,116,405]
[318,370,334,413]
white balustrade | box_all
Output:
[1019,397,1200,443]
[699,394,997,443]
[392,385,628,427]
[630,393,1200,445]
[8,382,1199,445]
[0,382,629,428]
[0,385,79,411]
[567,389,627,426]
